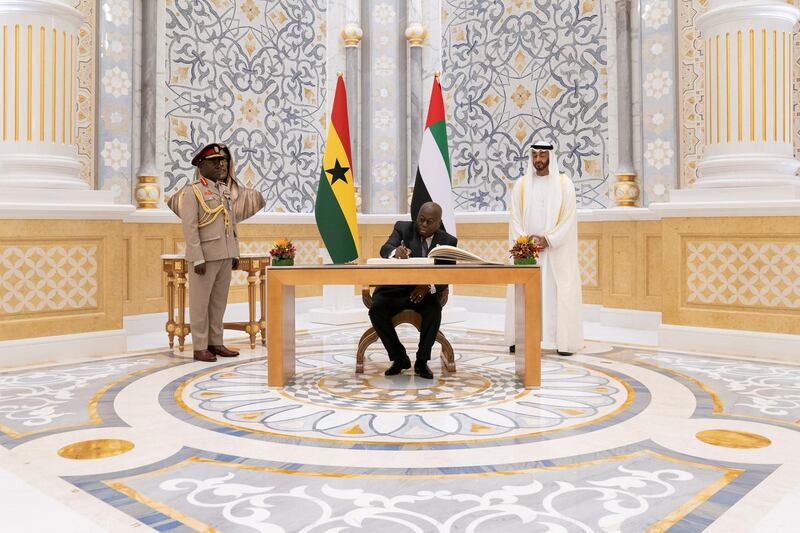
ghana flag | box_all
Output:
[410,74,457,236]
[315,75,360,264]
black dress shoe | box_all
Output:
[385,358,411,376]
[414,362,433,379]
[557,351,574,356]
[509,345,515,353]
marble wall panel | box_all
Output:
[641,0,679,204]
[441,0,609,210]
[363,0,406,213]
[162,0,327,212]
[97,0,135,203]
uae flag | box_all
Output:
[410,76,457,236]
[315,75,360,263]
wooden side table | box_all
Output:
[161,254,268,351]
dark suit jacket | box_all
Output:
[378,221,458,294]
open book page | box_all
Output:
[366,257,435,265]
[427,245,504,265]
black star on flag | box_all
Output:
[325,159,350,185]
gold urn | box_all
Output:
[135,175,161,209]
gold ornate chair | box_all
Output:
[356,286,456,374]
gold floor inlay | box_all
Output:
[696,429,771,449]
[58,439,135,460]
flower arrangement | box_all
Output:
[509,235,539,265]
[270,238,296,265]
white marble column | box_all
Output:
[341,20,362,196]
[0,0,84,190]
[611,0,639,207]
[133,0,162,208]
[693,0,800,195]
[406,11,426,207]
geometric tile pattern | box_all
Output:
[578,239,599,287]
[174,239,322,286]
[230,239,322,285]
[686,240,800,309]
[441,0,609,210]
[455,239,509,264]
[0,244,99,315]
[162,0,327,212]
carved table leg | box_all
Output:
[259,267,267,346]
[166,271,175,349]
[176,269,188,352]
[247,269,258,349]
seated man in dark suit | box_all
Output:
[369,202,458,379]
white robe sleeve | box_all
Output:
[509,180,526,240]
[543,177,577,249]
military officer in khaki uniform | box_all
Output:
[178,143,242,362]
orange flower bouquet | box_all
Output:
[509,235,538,265]
[270,238,296,266]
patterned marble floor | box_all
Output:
[1,325,800,532]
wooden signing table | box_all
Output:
[267,264,542,388]
[161,253,269,350]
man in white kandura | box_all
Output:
[504,140,583,355]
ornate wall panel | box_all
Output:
[162,0,327,212]
[641,0,679,203]
[441,0,609,210]
[73,0,95,186]
[363,0,406,213]
[97,0,135,203]
[686,240,800,310]
[578,238,599,288]
[0,221,123,341]
[662,217,800,335]
[0,244,99,315]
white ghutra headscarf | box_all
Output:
[513,140,564,238]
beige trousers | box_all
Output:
[188,258,233,350]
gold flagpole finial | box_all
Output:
[434,71,441,79]
[337,71,344,77]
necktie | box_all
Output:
[422,238,429,256]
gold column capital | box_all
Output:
[404,22,427,46]
[340,23,363,47]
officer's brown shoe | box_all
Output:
[193,349,217,362]
[209,345,239,357]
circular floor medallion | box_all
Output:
[695,430,772,449]
[57,439,135,460]
[175,354,632,446]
